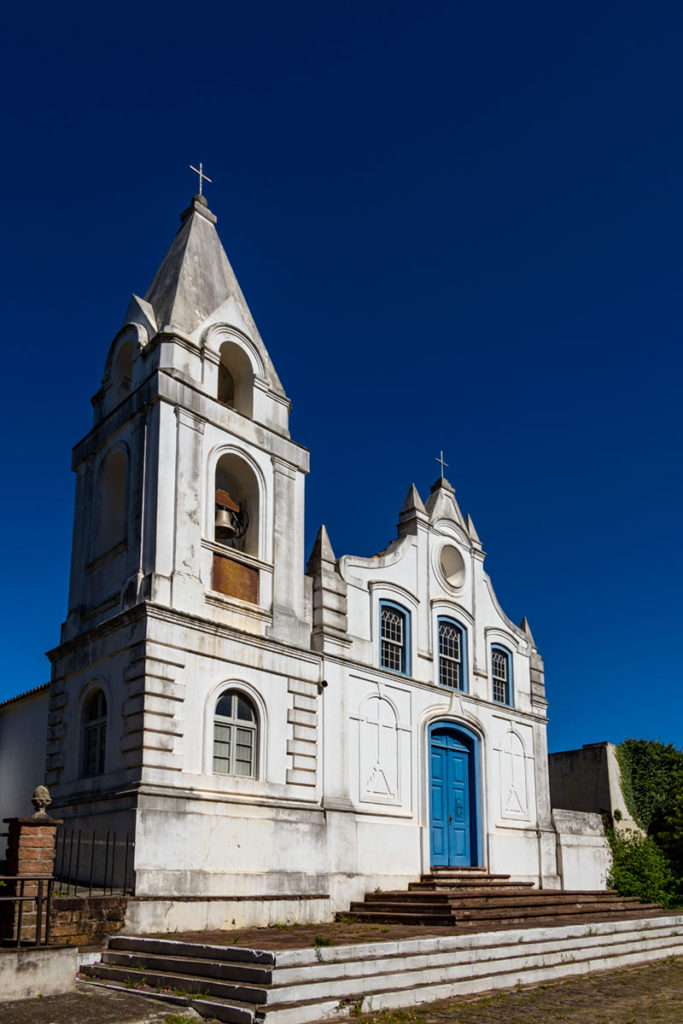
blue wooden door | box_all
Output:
[430,729,473,866]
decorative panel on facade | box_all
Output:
[212,553,259,604]
[359,695,399,803]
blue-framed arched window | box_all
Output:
[379,600,410,675]
[491,645,513,706]
[438,617,467,691]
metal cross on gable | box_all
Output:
[190,162,212,196]
[435,450,448,476]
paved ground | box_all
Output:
[0,987,214,1024]
[147,911,672,951]
[1,957,682,1024]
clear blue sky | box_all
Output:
[1,1,681,752]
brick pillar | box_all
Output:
[1,817,62,943]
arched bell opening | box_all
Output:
[111,339,133,402]
[95,450,127,557]
[218,341,254,417]
[214,453,260,558]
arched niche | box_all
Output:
[95,449,127,556]
[111,339,133,401]
[500,729,529,818]
[359,694,399,802]
[214,452,260,558]
[218,341,254,417]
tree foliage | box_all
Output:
[609,739,683,907]
[615,739,683,833]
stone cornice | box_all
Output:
[49,601,321,673]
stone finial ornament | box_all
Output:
[31,785,52,818]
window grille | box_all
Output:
[380,606,405,673]
[439,620,463,688]
[492,648,510,704]
[83,690,107,777]
[213,690,257,777]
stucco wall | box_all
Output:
[549,742,640,831]
[0,689,49,858]
[552,809,611,890]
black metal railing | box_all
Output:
[0,875,53,946]
[54,829,135,896]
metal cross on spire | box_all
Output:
[190,162,212,196]
[435,450,448,476]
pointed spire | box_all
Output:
[400,484,426,516]
[424,475,466,529]
[465,513,480,543]
[144,194,259,337]
[519,616,536,645]
[397,483,428,536]
[307,524,336,572]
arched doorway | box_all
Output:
[429,722,480,867]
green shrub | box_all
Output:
[615,740,683,833]
[606,827,678,907]
[654,789,683,879]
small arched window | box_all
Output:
[213,689,258,778]
[438,618,467,691]
[82,690,107,777]
[217,341,254,417]
[96,450,127,555]
[492,646,513,706]
[111,339,133,399]
[379,601,410,675]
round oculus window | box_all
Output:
[440,545,466,588]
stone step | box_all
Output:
[421,871,511,882]
[445,894,646,910]
[346,934,683,1020]
[80,979,263,1024]
[336,910,455,925]
[263,928,683,1012]
[410,879,536,890]
[79,962,269,1004]
[430,864,489,871]
[79,917,683,1023]
[364,889,623,904]
[454,902,664,922]
[108,935,275,964]
[103,949,273,984]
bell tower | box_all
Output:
[48,192,311,795]
[62,192,309,647]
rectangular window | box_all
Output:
[380,603,409,674]
[492,648,511,704]
[439,620,464,689]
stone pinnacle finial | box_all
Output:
[519,616,536,645]
[400,484,426,516]
[307,524,336,572]
[465,513,481,543]
[31,785,52,819]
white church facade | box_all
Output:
[2,192,608,928]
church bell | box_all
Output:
[215,507,237,540]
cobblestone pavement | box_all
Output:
[0,987,213,1024]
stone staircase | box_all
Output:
[79,917,683,1023]
[340,866,666,928]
